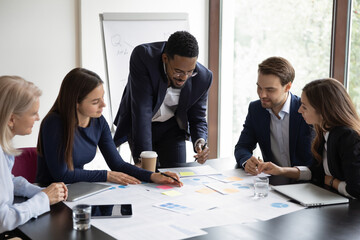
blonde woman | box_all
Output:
[0,76,67,235]
[258,78,360,199]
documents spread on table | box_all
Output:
[159,165,220,177]
[64,166,305,240]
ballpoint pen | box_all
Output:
[160,172,181,183]
[195,142,207,161]
[256,156,262,173]
[255,157,259,172]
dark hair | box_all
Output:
[37,68,103,170]
[303,78,360,162]
[163,31,199,59]
[258,57,295,86]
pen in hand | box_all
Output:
[160,172,180,183]
[195,142,207,162]
[256,156,263,173]
[255,157,259,173]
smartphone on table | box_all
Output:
[90,204,132,218]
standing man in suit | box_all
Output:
[113,31,212,167]
[234,57,313,175]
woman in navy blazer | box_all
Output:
[259,78,360,199]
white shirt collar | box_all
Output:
[324,131,329,142]
[266,92,291,119]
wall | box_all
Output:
[80,0,209,126]
[0,0,79,147]
[0,0,209,149]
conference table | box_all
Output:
[16,158,360,240]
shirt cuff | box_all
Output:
[338,181,354,198]
[241,160,248,169]
[29,191,51,218]
[194,138,206,148]
[295,166,311,180]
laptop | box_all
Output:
[272,183,349,207]
[66,182,111,202]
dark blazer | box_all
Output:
[310,126,360,198]
[113,42,212,159]
[234,93,313,167]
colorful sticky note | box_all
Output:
[225,176,243,181]
[196,187,216,194]
[156,185,173,190]
[271,203,289,208]
[162,190,182,196]
[180,171,195,176]
[223,188,240,194]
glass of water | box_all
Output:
[72,204,91,230]
[254,176,269,198]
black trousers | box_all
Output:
[129,117,187,168]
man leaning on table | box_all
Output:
[234,56,313,175]
[113,31,212,167]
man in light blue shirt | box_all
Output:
[234,57,313,175]
[267,92,291,167]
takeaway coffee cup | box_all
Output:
[140,151,158,172]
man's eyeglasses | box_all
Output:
[172,71,198,79]
[165,61,198,79]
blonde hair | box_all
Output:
[0,76,42,155]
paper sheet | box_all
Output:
[159,165,220,177]
[208,174,243,183]
[63,167,305,240]
[93,220,207,240]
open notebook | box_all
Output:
[66,182,110,202]
[272,183,349,207]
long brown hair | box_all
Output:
[37,68,103,170]
[303,78,360,162]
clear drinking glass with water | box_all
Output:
[72,204,91,230]
[254,176,269,198]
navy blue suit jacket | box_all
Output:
[234,93,313,167]
[310,126,360,198]
[113,42,212,159]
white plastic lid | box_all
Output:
[140,151,158,158]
